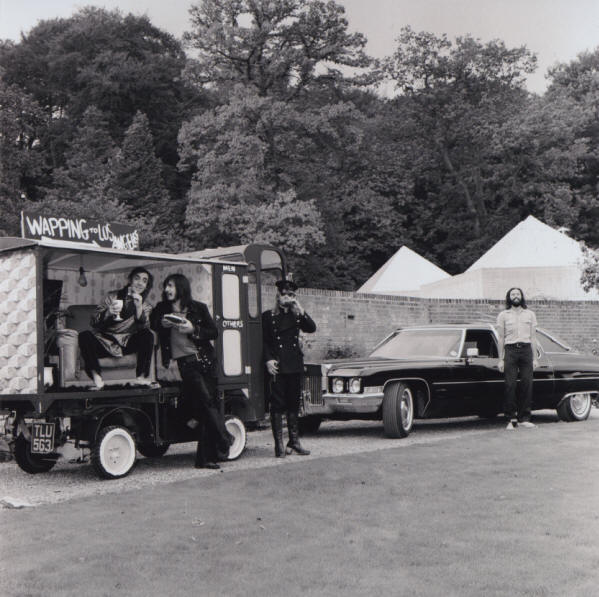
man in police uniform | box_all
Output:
[262,278,316,457]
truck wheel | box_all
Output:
[224,416,246,461]
[557,393,592,422]
[137,443,170,458]
[299,416,322,435]
[92,425,137,479]
[382,382,414,438]
[14,435,58,474]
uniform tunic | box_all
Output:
[262,307,316,413]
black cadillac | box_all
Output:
[300,324,599,437]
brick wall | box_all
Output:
[261,286,599,361]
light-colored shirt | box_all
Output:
[496,307,538,362]
[496,307,537,345]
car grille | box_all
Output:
[302,369,324,406]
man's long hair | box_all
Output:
[163,273,193,309]
[505,287,527,309]
[127,267,153,299]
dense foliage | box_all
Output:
[2,1,599,290]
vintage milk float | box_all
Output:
[0,236,291,478]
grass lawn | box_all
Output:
[1,413,599,596]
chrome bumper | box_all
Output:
[304,391,384,415]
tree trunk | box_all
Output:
[438,143,481,237]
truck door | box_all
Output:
[212,264,251,399]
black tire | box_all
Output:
[91,425,137,479]
[557,393,592,422]
[224,415,247,461]
[382,382,415,438]
[13,435,58,474]
[137,442,170,458]
[298,416,322,435]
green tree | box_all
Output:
[180,0,383,286]
[42,106,129,222]
[181,86,326,257]
[0,8,194,191]
[379,27,538,271]
[108,111,173,249]
[545,50,599,293]
[0,74,47,235]
[544,50,599,247]
[183,0,371,98]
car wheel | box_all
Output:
[14,435,58,474]
[382,382,414,438]
[224,415,247,461]
[137,442,170,458]
[556,393,592,422]
[92,425,137,479]
[298,416,322,435]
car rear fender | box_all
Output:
[382,378,431,417]
[557,391,598,407]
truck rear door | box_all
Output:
[212,264,250,393]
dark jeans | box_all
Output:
[269,373,302,414]
[503,343,534,422]
[78,329,154,378]
[177,360,230,464]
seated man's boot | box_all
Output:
[270,412,286,458]
[286,412,310,455]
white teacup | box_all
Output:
[112,299,124,321]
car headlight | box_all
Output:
[332,378,345,393]
[349,378,361,393]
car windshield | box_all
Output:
[370,329,463,359]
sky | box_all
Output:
[1,0,599,94]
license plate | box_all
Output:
[31,422,55,454]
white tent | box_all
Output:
[467,215,585,271]
[418,216,599,300]
[357,246,450,295]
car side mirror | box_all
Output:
[466,347,479,358]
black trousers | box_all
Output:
[269,373,302,414]
[503,343,534,422]
[177,360,230,464]
[78,329,153,378]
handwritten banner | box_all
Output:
[21,211,140,250]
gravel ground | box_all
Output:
[1,409,582,508]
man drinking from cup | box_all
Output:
[78,267,155,390]
[262,278,316,457]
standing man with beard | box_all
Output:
[263,278,316,458]
[496,287,539,430]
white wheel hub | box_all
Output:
[99,428,136,477]
[225,417,246,460]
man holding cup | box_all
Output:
[262,278,316,457]
[78,267,155,390]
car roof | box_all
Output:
[396,323,496,331]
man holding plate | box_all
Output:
[151,273,233,469]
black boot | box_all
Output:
[286,412,310,455]
[194,422,220,469]
[270,412,286,458]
